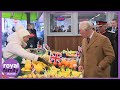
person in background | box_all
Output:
[109,19,118,78]
[107,19,118,33]
[105,19,118,77]
[39,28,44,43]
[97,20,118,77]
[61,25,65,32]
[78,21,115,78]
[53,25,57,32]
[67,25,71,32]
[97,21,114,47]
[2,25,50,66]
[110,28,118,78]
[26,23,38,48]
[2,31,8,47]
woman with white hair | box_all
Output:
[2,24,50,66]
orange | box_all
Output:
[53,62,57,66]
[57,52,62,55]
[49,61,53,64]
[58,62,62,67]
[69,62,73,65]
[61,65,65,68]
[69,65,74,69]
[70,60,77,64]
[61,59,66,65]
[64,61,70,67]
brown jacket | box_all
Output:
[80,31,115,78]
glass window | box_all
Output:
[50,13,71,32]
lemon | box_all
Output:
[31,73,36,78]
[72,71,81,77]
[22,75,28,78]
[21,68,26,71]
[42,54,50,61]
[36,74,40,78]
[24,69,31,72]
[37,63,43,67]
[25,62,31,70]
[32,74,37,78]
[34,65,43,72]
[28,74,32,78]
[32,61,40,64]
[17,76,22,78]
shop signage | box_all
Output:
[56,16,65,21]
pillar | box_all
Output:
[26,12,30,24]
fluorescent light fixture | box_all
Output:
[95,14,100,17]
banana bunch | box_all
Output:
[57,68,71,78]
[44,66,60,77]
[71,71,82,78]
[45,71,58,78]
[50,66,60,71]
[68,51,77,54]
[21,60,32,72]
[32,61,47,72]
[57,71,71,78]
[21,60,47,73]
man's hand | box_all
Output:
[78,65,84,72]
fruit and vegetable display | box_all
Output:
[17,48,83,78]
[62,50,77,58]
[18,60,83,78]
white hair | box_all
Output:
[7,24,30,43]
[79,21,94,31]
[15,23,25,31]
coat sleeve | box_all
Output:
[98,37,115,69]
[8,43,39,61]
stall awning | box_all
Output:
[2,12,38,21]
[2,12,12,18]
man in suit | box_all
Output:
[111,29,118,77]
[110,19,118,77]
[106,19,118,78]
[107,19,118,34]
[97,21,118,77]
[78,21,115,78]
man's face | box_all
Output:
[80,29,88,38]
[111,21,117,27]
[98,25,107,32]
[28,25,33,30]
[23,35,29,43]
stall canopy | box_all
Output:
[2,12,39,21]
